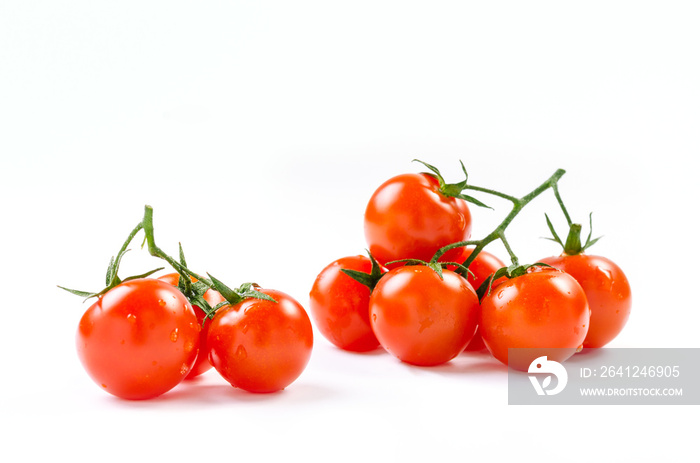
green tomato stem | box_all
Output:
[432,168,567,272]
[552,183,573,227]
[563,223,584,255]
[141,205,214,295]
[461,184,519,203]
[498,231,519,267]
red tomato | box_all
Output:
[158,273,226,379]
[76,278,200,400]
[538,254,631,348]
[480,267,590,371]
[208,289,313,393]
[364,172,472,267]
[459,247,507,291]
[457,248,506,352]
[309,255,384,352]
[369,266,479,366]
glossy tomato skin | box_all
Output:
[309,255,384,352]
[369,266,479,366]
[458,248,506,352]
[158,273,226,378]
[460,248,507,291]
[480,268,590,371]
[539,254,631,348]
[76,278,200,400]
[364,173,472,267]
[208,289,313,393]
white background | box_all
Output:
[1,1,698,462]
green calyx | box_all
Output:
[206,275,277,309]
[545,212,602,255]
[58,264,164,301]
[342,249,476,291]
[340,251,386,292]
[387,258,471,281]
[413,159,492,209]
[475,262,553,302]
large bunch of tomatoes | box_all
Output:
[63,160,631,400]
[310,160,631,371]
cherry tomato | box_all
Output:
[76,278,200,400]
[457,248,506,352]
[369,266,479,366]
[538,254,631,348]
[480,267,590,371]
[309,255,385,352]
[208,289,313,393]
[364,172,472,267]
[158,273,226,379]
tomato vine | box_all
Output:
[60,205,275,319]
[431,166,567,270]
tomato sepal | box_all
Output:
[207,274,278,310]
[58,266,165,301]
[545,212,602,255]
[476,262,555,301]
[412,159,492,209]
[339,251,386,292]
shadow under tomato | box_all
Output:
[333,345,388,357]
[405,352,509,375]
[564,347,609,364]
[106,376,337,408]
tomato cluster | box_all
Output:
[64,161,632,401]
[65,207,313,400]
[309,161,631,372]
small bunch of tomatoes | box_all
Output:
[309,160,631,371]
[63,207,313,400]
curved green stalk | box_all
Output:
[431,168,567,271]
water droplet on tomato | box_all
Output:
[184,340,195,353]
[457,213,466,230]
[101,384,107,389]
[158,299,166,307]
[170,328,179,342]
[236,344,247,359]
[127,314,137,323]
[372,314,377,322]
[180,363,189,375]
[596,267,614,290]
